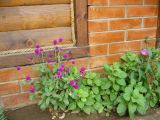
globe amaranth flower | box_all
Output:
[141,49,149,56]
[68,50,72,54]
[16,66,21,71]
[58,74,63,79]
[71,60,75,64]
[53,40,58,45]
[25,75,31,81]
[59,37,63,42]
[48,53,53,58]
[63,54,69,59]
[29,83,35,93]
[34,48,43,55]
[35,44,40,48]
[70,80,75,86]
[73,84,79,89]
[66,68,70,73]
[47,58,52,63]
[80,67,86,73]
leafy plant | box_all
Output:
[0,106,6,120]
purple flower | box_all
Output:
[61,64,65,68]
[34,48,41,55]
[58,74,63,79]
[141,49,149,56]
[16,66,21,71]
[80,67,86,72]
[66,68,70,73]
[29,84,35,93]
[63,54,69,59]
[57,71,61,75]
[53,40,58,45]
[59,37,63,42]
[76,78,80,83]
[73,84,79,89]
[35,44,40,48]
[47,59,52,63]
[48,53,53,58]
[55,46,59,51]
[25,75,31,81]
[68,50,72,54]
[71,60,75,64]
[70,80,75,86]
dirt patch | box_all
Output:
[5,105,160,120]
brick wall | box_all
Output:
[0,0,159,109]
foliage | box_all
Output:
[17,37,160,120]
[0,106,6,120]
[103,48,160,120]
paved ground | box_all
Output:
[5,105,160,120]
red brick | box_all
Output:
[0,81,19,95]
[141,39,156,48]
[89,7,125,19]
[89,20,108,32]
[0,66,39,82]
[2,93,34,109]
[89,31,124,44]
[109,41,141,54]
[128,6,158,17]
[110,18,141,30]
[128,29,157,41]
[110,0,143,5]
[144,0,159,5]
[90,54,121,68]
[144,17,157,28]
[90,44,108,56]
[88,0,108,5]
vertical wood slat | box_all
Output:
[75,0,88,46]
[156,0,160,48]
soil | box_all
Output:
[5,105,160,120]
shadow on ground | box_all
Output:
[5,105,160,120]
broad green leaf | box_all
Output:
[117,102,127,116]
[128,102,137,120]
[68,102,76,110]
[92,87,99,94]
[116,79,126,86]
[77,101,84,109]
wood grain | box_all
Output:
[0,0,70,7]
[0,47,89,68]
[0,27,72,51]
[0,5,71,32]
[75,0,88,46]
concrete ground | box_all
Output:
[5,105,160,120]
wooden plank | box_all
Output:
[0,0,70,7]
[0,27,72,51]
[75,0,88,46]
[0,47,89,68]
[156,0,160,48]
[0,5,71,32]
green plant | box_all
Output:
[103,48,160,120]
[0,106,6,120]
[69,71,104,114]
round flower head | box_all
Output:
[80,67,86,72]
[70,80,75,86]
[68,50,72,54]
[29,84,35,93]
[25,75,31,81]
[34,48,41,55]
[63,54,69,59]
[73,84,79,89]
[66,68,70,73]
[59,37,63,42]
[35,44,40,48]
[16,66,21,71]
[71,60,75,64]
[53,40,57,45]
[141,49,149,56]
